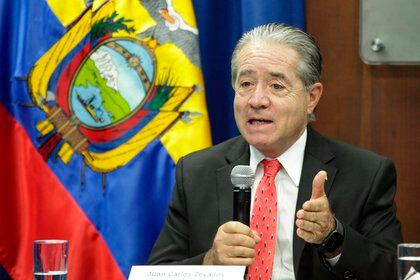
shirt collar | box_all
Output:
[249,128,307,186]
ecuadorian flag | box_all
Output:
[0,0,211,278]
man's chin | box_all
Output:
[248,139,274,153]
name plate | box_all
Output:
[128,265,246,280]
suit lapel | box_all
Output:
[216,137,250,225]
[293,127,337,278]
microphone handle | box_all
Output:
[233,187,251,226]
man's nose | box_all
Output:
[248,84,270,108]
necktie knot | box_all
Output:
[262,159,282,177]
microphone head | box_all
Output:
[230,165,255,189]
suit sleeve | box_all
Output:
[147,157,206,265]
[329,158,403,279]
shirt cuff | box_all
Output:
[326,253,341,266]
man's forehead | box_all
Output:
[236,43,299,75]
[237,69,287,79]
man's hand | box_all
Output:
[203,221,261,265]
[296,170,336,244]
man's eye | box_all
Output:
[241,81,252,88]
[272,83,284,90]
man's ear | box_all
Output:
[307,82,323,115]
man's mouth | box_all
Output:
[248,118,273,125]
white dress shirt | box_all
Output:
[249,129,307,280]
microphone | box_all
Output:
[231,165,255,226]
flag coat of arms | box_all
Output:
[0,0,211,278]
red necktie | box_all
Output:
[247,159,282,280]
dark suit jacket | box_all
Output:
[148,126,403,280]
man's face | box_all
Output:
[233,41,322,158]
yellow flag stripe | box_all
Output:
[46,0,86,27]
[172,0,198,29]
[92,0,108,12]
[113,0,157,34]
[161,112,212,163]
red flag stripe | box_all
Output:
[0,104,125,280]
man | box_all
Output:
[148,23,402,280]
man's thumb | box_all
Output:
[311,170,327,199]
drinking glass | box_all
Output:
[34,240,68,280]
[398,243,420,280]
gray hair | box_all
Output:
[231,23,322,121]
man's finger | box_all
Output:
[296,209,320,222]
[220,256,255,266]
[222,221,253,235]
[303,198,328,212]
[227,233,258,248]
[296,218,321,233]
[311,170,327,200]
[296,228,317,244]
[251,230,261,243]
[227,245,256,258]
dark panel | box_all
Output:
[370,66,420,242]
[306,0,363,145]
[306,0,420,242]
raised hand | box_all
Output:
[295,170,336,244]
